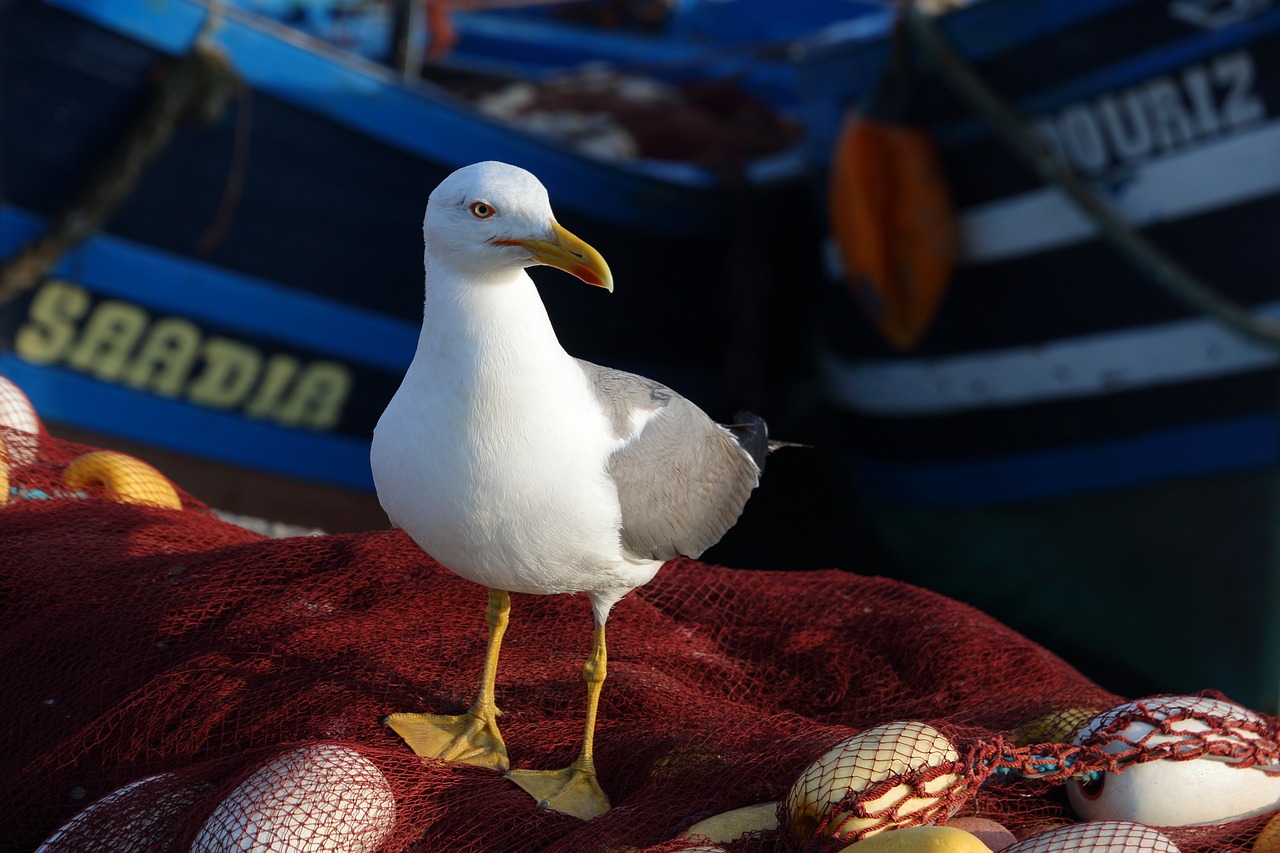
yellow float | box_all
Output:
[1010,707,1100,746]
[680,802,779,844]
[62,451,182,510]
[837,825,991,852]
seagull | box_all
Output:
[371,161,771,820]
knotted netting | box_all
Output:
[1,385,1279,852]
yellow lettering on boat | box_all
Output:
[244,354,301,419]
[123,317,201,396]
[187,337,262,409]
[67,300,149,380]
[14,279,354,432]
[274,361,351,430]
[14,279,90,364]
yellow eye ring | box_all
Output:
[470,201,495,219]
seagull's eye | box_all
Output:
[470,201,495,219]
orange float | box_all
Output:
[62,450,183,510]
[829,112,957,351]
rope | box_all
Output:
[0,10,236,306]
[902,4,1280,351]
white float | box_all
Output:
[1066,695,1280,826]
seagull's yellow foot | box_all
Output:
[507,620,613,819]
[505,764,612,820]
[383,709,510,771]
[385,589,515,770]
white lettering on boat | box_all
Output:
[1169,0,1274,32]
[15,279,353,431]
[1032,50,1265,175]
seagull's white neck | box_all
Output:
[413,256,570,380]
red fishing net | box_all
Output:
[1,396,1279,851]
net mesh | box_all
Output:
[1,384,1278,852]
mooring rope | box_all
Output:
[0,6,236,306]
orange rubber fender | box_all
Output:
[62,450,183,510]
[829,114,957,350]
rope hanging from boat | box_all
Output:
[902,3,1280,352]
[0,10,236,306]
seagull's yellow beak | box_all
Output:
[505,221,613,292]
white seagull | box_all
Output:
[371,161,770,820]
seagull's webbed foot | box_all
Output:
[505,761,611,820]
[383,706,509,771]
[385,588,513,771]
[505,620,613,819]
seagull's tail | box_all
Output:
[726,411,810,473]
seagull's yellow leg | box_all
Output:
[505,621,612,820]
[384,588,511,771]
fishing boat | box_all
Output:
[0,0,819,532]
[794,0,1280,710]
[230,0,889,109]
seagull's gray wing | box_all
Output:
[576,359,761,561]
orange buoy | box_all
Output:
[62,450,183,510]
[829,113,956,351]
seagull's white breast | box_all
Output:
[371,271,655,599]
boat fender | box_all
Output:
[828,114,956,351]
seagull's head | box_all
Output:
[424,161,613,292]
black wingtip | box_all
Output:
[727,410,770,471]
[726,410,811,473]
